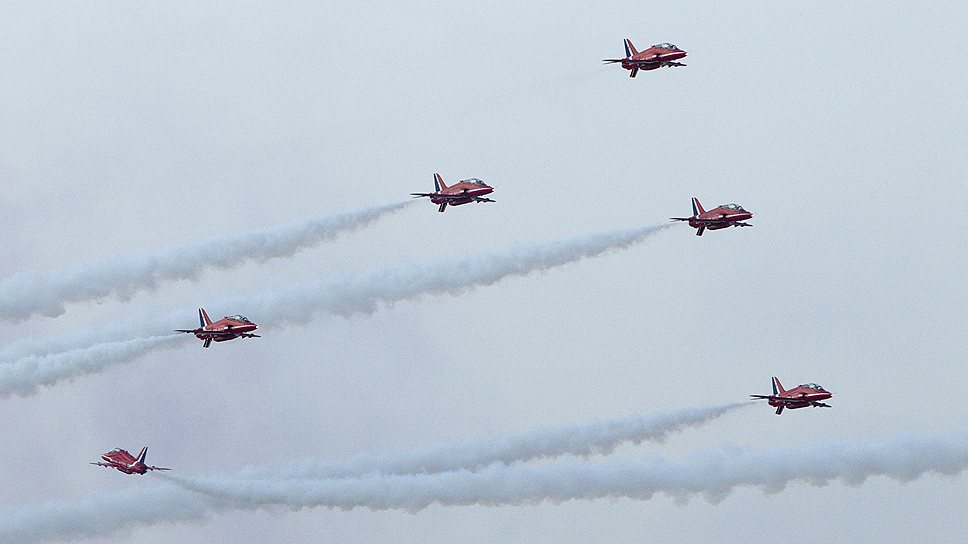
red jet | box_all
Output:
[750,377,833,415]
[411,173,495,212]
[603,39,687,77]
[91,446,171,475]
[176,308,260,348]
[671,197,753,236]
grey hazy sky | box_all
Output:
[1,1,966,542]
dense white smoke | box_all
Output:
[2,425,963,543]
[0,334,187,398]
[169,425,968,511]
[237,223,675,322]
[0,224,675,395]
[0,485,213,544]
[238,402,747,480]
[0,201,410,321]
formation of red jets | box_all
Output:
[91,37,826,475]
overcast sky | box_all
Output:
[1,1,967,542]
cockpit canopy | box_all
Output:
[720,203,746,211]
[799,383,825,391]
[227,315,251,322]
[653,43,680,50]
[459,178,487,186]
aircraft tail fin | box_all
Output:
[624,38,639,57]
[691,197,705,216]
[772,376,786,395]
[434,173,448,192]
[199,308,212,327]
[136,446,148,465]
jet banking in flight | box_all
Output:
[176,308,260,348]
[411,173,495,212]
[751,377,833,415]
[603,39,687,77]
[671,197,753,236]
[91,447,171,475]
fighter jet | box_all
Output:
[176,308,260,348]
[91,446,171,475]
[602,39,687,77]
[411,173,495,212]
[751,377,833,415]
[671,197,753,236]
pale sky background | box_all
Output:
[1,1,967,542]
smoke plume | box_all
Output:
[170,425,968,511]
[0,335,187,398]
[0,201,410,321]
[0,224,675,391]
[239,402,746,480]
[2,424,964,542]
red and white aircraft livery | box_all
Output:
[602,39,687,77]
[411,173,495,212]
[751,377,833,415]
[91,446,171,475]
[176,308,260,348]
[671,197,753,236]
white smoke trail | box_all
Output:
[238,402,747,480]
[0,334,186,398]
[0,485,214,544]
[238,223,676,323]
[2,425,964,542]
[169,425,968,512]
[0,201,410,321]
[0,223,675,367]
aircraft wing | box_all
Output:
[670,217,693,222]
[412,193,491,203]
[203,330,244,337]
[174,329,199,334]
[749,395,775,400]
[90,462,115,468]
[147,466,172,471]
[602,58,626,63]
